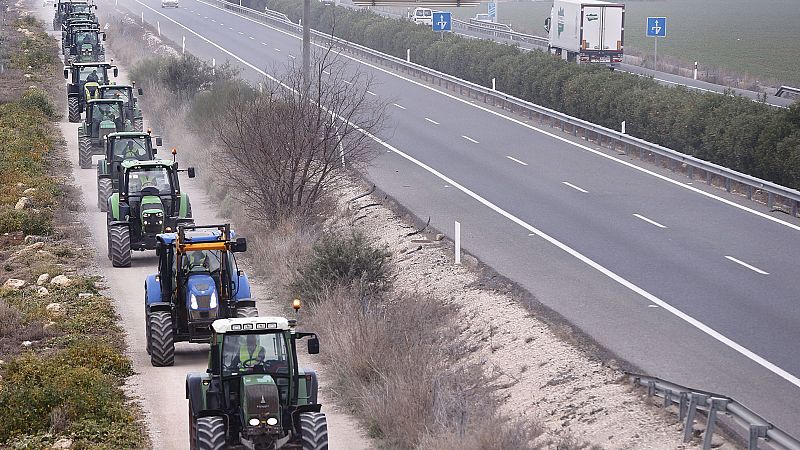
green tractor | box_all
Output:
[64,61,118,123]
[78,98,133,169]
[145,224,257,366]
[100,84,144,131]
[96,130,162,211]
[53,0,95,31]
[63,26,105,63]
[106,159,195,267]
[185,313,328,450]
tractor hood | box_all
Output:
[140,196,164,235]
[185,274,218,314]
[241,374,282,425]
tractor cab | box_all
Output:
[54,0,95,30]
[65,27,105,63]
[100,84,144,131]
[185,315,327,450]
[96,130,161,210]
[85,99,127,141]
[64,61,117,122]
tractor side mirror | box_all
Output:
[138,87,144,96]
[152,148,157,154]
[308,337,320,355]
[155,242,163,256]
[187,167,196,178]
[63,68,69,79]
[231,237,247,253]
[155,137,162,146]
[113,67,118,77]
[102,33,106,41]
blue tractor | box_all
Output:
[145,224,257,366]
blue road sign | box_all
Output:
[432,11,452,32]
[646,17,667,37]
[488,2,496,19]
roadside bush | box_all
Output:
[20,88,58,121]
[58,340,133,379]
[291,229,391,303]
[130,53,239,99]
[0,208,53,235]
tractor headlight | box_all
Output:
[266,417,278,426]
[248,418,260,426]
[209,291,217,309]
[190,294,198,310]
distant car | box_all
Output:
[161,0,178,7]
[411,7,433,26]
[318,0,334,4]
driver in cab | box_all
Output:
[230,335,267,371]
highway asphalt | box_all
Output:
[101,0,800,435]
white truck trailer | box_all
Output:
[545,0,625,66]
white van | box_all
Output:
[411,7,433,26]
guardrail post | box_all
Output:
[768,192,774,209]
[702,398,728,450]
[454,221,461,265]
[688,165,693,180]
[706,171,712,185]
[793,201,798,217]
[406,48,410,63]
[157,21,160,36]
[678,392,689,420]
[725,178,731,192]
[748,425,768,450]
[747,185,752,200]
[683,393,707,442]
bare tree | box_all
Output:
[205,51,388,226]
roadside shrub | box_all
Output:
[20,88,58,120]
[130,53,239,99]
[58,340,133,379]
[291,229,391,302]
[0,208,53,235]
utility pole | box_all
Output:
[302,0,310,90]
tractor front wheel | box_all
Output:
[108,224,132,267]
[195,416,225,450]
[68,97,80,122]
[97,178,112,212]
[78,134,92,169]
[300,412,328,450]
[148,311,175,366]
[235,306,258,318]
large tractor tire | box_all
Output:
[97,177,112,212]
[300,412,328,450]
[195,416,225,450]
[132,117,143,132]
[68,97,80,123]
[235,306,258,318]
[108,224,132,267]
[148,311,175,366]
[78,135,92,169]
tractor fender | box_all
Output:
[108,192,121,221]
[144,275,161,305]
[147,302,171,313]
[233,273,252,305]
[297,369,319,405]
[185,372,208,411]
[97,159,109,176]
[179,192,191,218]
[290,404,322,435]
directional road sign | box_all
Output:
[646,17,667,37]
[488,2,496,19]
[432,11,452,32]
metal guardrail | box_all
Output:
[466,17,511,32]
[630,374,800,450]
[208,0,800,217]
[452,16,548,48]
[775,85,800,99]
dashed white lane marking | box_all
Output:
[274,47,280,51]
[249,36,254,40]
[342,79,351,84]
[288,54,295,59]
[725,256,769,275]
[393,103,406,110]
[237,31,243,34]
[462,135,479,144]
[425,117,439,125]
[323,70,330,75]
[366,90,377,96]
[562,181,588,193]
[633,213,668,229]
[506,155,528,166]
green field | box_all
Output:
[449,0,800,86]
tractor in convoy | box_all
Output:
[185,312,328,450]
[64,61,118,122]
[53,0,95,31]
[145,224,257,366]
[100,83,144,131]
[78,98,133,168]
[106,157,195,267]
[96,130,162,211]
[63,25,105,63]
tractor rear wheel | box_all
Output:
[108,224,131,267]
[68,97,80,123]
[300,412,328,450]
[78,134,92,169]
[97,178,112,212]
[132,117,143,132]
[195,416,225,450]
[148,311,175,366]
[235,306,258,318]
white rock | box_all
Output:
[26,241,45,250]
[37,286,49,296]
[77,292,93,299]
[22,187,37,195]
[52,438,73,449]
[37,273,50,285]
[2,279,26,290]
[46,303,63,315]
[24,235,45,245]
[21,341,32,347]
[15,197,33,210]
[50,275,71,287]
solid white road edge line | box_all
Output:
[190,0,800,234]
[633,213,668,229]
[562,181,588,193]
[725,256,769,275]
[132,0,800,389]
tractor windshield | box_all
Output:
[221,332,289,377]
[112,137,149,161]
[91,103,121,122]
[127,167,173,196]
[79,66,106,84]
[102,88,130,105]
[76,31,97,44]
[70,3,90,13]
